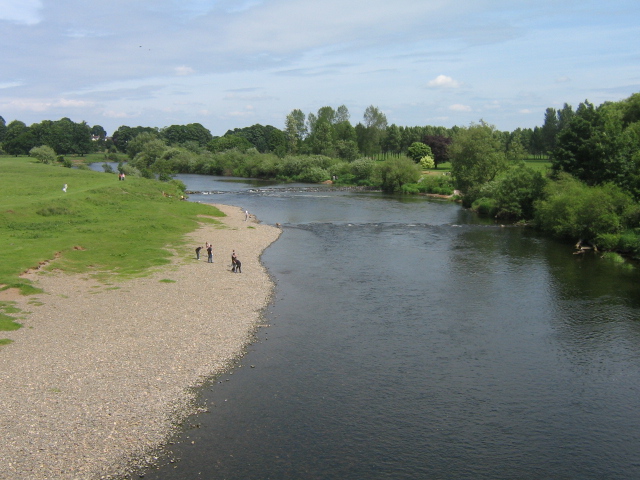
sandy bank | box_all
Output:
[0,204,280,479]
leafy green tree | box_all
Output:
[29,145,57,164]
[534,173,635,244]
[375,156,421,193]
[449,121,510,193]
[112,125,158,152]
[419,155,435,169]
[335,105,350,123]
[91,125,107,139]
[285,113,301,153]
[161,123,212,147]
[3,120,34,155]
[207,134,253,153]
[0,116,6,143]
[317,106,337,125]
[311,120,335,156]
[383,124,402,155]
[333,120,357,143]
[541,107,559,153]
[335,140,360,161]
[551,99,640,193]
[407,142,432,163]
[472,165,547,219]
[361,105,388,156]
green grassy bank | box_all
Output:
[0,157,224,339]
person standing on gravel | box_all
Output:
[195,246,202,260]
[207,243,213,263]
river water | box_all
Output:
[94,168,640,479]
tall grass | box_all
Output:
[0,157,224,289]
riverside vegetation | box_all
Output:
[0,156,224,344]
[2,93,640,256]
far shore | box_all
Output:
[0,204,281,480]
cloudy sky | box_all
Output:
[1,0,639,136]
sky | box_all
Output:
[1,0,639,137]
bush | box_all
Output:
[400,183,420,194]
[534,173,635,243]
[472,197,498,216]
[29,145,57,164]
[417,175,454,194]
[295,166,330,183]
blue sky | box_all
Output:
[1,0,639,136]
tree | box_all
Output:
[285,113,301,153]
[335,105,350,123]
[335,140,360,161]
[311,120,335,156]
[206,134,252,153]
[91,125,107,139]
[552,98,640,195]
[29,145,57,164]
[0,116,6,143]
[162,123,212,147]
[407,142,432,163]
[361,105,388,156]
[3,120,34,155]
[376,156,421,193]
[419,156,435,170]
[382,124,402,155]
[541,107,559,153]
[423,134,452,167]
[449,121,510,193]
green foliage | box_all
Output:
[471,197,498,216]
[466,165,547,219]
[449,121,510,193]
[407,142,432,162]
[0,157,224,289]
[207,134,253,153]
[376,156,421,193]
[534,173,636,243]
[551,95,640,197]
[419,156,435,169]
[417,174,454,195]
[29,145,57,164]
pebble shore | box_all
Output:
[0,204,281,480]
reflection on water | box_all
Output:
[97,171,640,479]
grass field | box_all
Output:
[0,156,224,290]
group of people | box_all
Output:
[118,172,126,181]
[194,243,241,273]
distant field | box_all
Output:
[0,156,223,291]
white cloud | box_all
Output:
[0,97,94,112]
[175,66,196,76]
[0,0,42,25]
[519,109,533,114]
[427,75,461,88]
[555,76,571,83]
[0,81,22,89]
[449,104,472,112]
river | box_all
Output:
[93,167,640,479]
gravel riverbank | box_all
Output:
[0,204,281,479]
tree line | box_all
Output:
[2,94,640,255]
[448,93,640,256]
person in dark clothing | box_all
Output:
[207,244,213,263]
[195,246,202,260]
[232,256,241,273]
